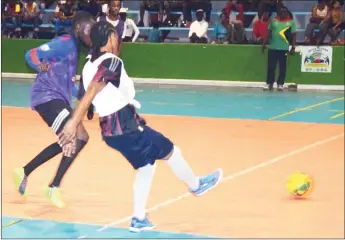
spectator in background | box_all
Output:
[257,0,283,18]
[328,0,345,44]
[147,21,162,42]
[98,0,125,41]
[184,0,212,27]
[262,6,296,91]
[3,0,23,38]
[304,0,329,44]
[54,0,77,35]
[22,0,40,38]
[119,7,140,42]
[137,0,164,26]
[252,11,270,43]
[84,0,103,19]
[213,13,230,44]
[188,9,208,43]
[164,0,187,26]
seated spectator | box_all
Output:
[3,0,23,38]
[119,7,140,42]
[147,21,162,42]
[328,0,345,44]
[22,0,40,38]
[54,0,77,35]
[164,0,187,26]
[137,0,164,26]
[83,0,103,19]
[213,13,230,44]
[188,9,208,43]
[252,11,270,44]
[304,0,329,44]
[185,0,212,26]
[224,0,255,28]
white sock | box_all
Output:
[133,163,156,220]
[167,146,199,191]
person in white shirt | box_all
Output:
[188,9,208,43]
[119,7,140,42]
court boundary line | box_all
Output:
[77,132,344,238]
[268,97,345,121]
[2,72,344,91]
[2,105,343,126]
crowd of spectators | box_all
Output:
[1,0,344,45]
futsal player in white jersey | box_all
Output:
[58,21,223,233]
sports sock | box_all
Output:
[24,142,62,176]
[133,163,156,220]
[50,139,87,187]
[167,146,199,191]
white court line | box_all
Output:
[77,132,344,239]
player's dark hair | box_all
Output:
[90,21,117,62]
[72,11,94,31]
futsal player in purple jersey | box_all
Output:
[12,11,96,209]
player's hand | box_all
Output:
[62,139,76,157]
[58,120,77,147]
[39,62,51,72]
[262,44,266,53]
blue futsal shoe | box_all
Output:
[129,216,156,233]
[190,168,223,196]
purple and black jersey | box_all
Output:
[26,34,78,109]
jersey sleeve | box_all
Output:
[25,35,72,72]
[92,57,122,88]
[290,20,296,33]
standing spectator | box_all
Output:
[304,0,329,44]
[84,0,103,19]
[262,6,296,91]
[188,9,208,43]
[98,0,125,41]
[185,0,212,26]
[22,0,41,38]
[54,0,77,35]
[137,0,164,26]
[3,0,23,38]
[164,0,187,26]
[213,13,230,44]
[147,21,162,42]
[119,7,140,42]
[328,0,344,44]
[252,11,270,43]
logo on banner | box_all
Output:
[301,46,332,73]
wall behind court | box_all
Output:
[2,39,344,85]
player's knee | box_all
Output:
[163,145,180,160]
[77,126,89,142]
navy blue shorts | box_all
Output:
[103,126,174,169]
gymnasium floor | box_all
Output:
[2,79,344,238]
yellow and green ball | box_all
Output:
[286,172,313,198]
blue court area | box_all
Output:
[1,79,344,239]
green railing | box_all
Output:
[2,39,344,85]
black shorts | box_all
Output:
[34,99,73,135]
[104,126,174,170]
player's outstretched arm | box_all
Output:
[58,80,106,146]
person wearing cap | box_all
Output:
[188,9,208,43]
[184,0,212,27]
[58,21,223,234]
[119,7,140,42]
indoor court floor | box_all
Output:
[1,79,344,238]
